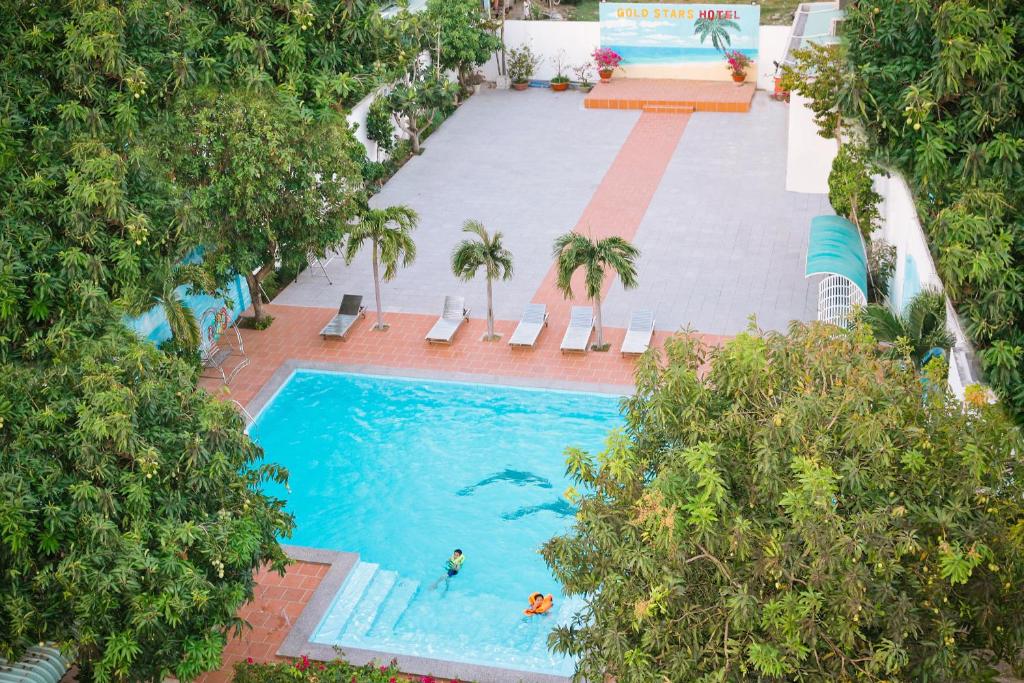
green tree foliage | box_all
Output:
[388,71,459,155]
[544,323,1024,682]
[552,232,639,349]
[861,289,955,367]
[0,329,293,682]
[451,220,514,341]
[366,96,397,159]
[167,89,364,324]
[425,0,502,92]
[828,143,883,238]
[0,0,394,677]
[344,206,419,330]
[840,0,1024,416]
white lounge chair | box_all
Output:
[320,294,365,340]
[508,303,549,348]
[621,309,655,356]
[425,296,469,344]
[199,317,250,386]
[560,306,594,353]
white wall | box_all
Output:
[482,20,600,82]
[756,26,790,92]
[347,88,385,161]
[873,173,984,400]
[483,21,796,88]
[785,93,838,193]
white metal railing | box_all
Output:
[817,274,866,328]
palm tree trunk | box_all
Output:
[372,240,384,329]
[593,291,604,349]
[245,272,264,322]
[486,277,495,340]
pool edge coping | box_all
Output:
[277,545,573,683]
[245,358,634,419]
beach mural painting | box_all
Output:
[600,3,760,79]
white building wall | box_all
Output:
[347,88,384,161]
[756,26,790,92]
[872,173,983,400]
[785,93,837,193]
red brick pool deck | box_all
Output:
[198,101,736,682]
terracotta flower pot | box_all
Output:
[551,81,569,92]
[512,81,529,91]
[599,68,614,83]
[731,72,746,84]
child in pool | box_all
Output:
[430,549,464,591]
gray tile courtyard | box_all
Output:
[276,88,829,336]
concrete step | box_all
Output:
[312,561,378,643]
[369,577,420,637]
[343,569,398,638]
[641,103,696,114]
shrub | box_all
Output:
[366,97,396,158]
[234,657,401,683]
[828,143,883,238]
[233,657,456,683]
[508,43,540,83]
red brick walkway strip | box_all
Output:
[532,113,691,320]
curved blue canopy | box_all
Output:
[805,215,868,298]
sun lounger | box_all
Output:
[508,303,549,348]
[621,309,655,355]
[199,317,250,386]
[425,296,469,344]
[320,294,365,340]
[560,306,594,353]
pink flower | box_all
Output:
[389,679,397,683]
[592,47,622,70]
[246,657,255,664]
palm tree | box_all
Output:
[552,231,639,350]
[344,205,419,330]
[694,16,741,53]
[451,220,514,341]
[860,289,954,367]
[127,260,205,353]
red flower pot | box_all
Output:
[512,81,529,91]
[731,72,746,84]
[551,81,569,92]
[599,68,614,83]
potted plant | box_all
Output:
[508,43,539,91]
[725,50,752,84]
[549,50,570,92]
[573,63,594,93]
[592,47,622,83]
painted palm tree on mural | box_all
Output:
[694,16,741,53]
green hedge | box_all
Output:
[233,657,458,683]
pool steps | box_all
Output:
[313,561,420,643]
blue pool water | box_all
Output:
[252,371,623,676]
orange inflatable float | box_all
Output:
[524,592,554,616]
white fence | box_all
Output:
[480,21,790,91]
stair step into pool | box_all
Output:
[343,569,398,637]
[368,577,420,637]
[312,561,378,643]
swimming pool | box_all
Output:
[252,370,623,677]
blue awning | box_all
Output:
[0,646,69,683]
[805,215,868,298]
